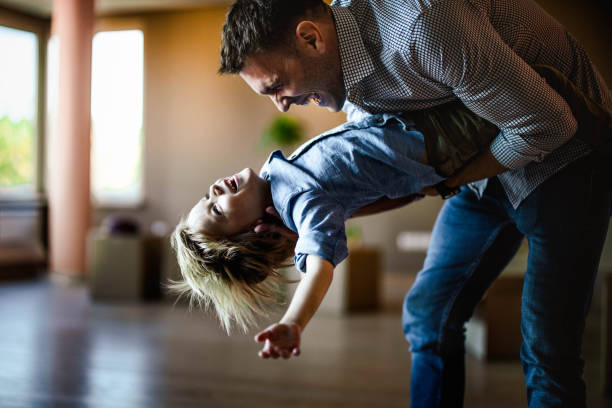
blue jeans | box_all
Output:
[403,156,612,407]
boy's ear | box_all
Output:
[295,21,326,54]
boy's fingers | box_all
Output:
[253,223,269,233]
[254,330,271,342]
[254,223,292,236]
[258,340,274,358]
[265,206,281,218]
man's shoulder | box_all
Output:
[331,0,445,14]
[330,0,440,46]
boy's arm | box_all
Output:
[255,255,333,359]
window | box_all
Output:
[90,30,144,207]
[0,25,38,196]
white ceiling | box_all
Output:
[0,0,231,17]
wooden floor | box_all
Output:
[0,276,608,408]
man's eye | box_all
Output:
[213,205,222,216]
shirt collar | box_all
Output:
[330,6,375,96]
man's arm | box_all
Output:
[412,2,578,172]
[351,193,425,217]
[445,148,508,188]
[254,255,333,359]
[441,63,612,189]
[415,149,509,197]
[257,191,428,242]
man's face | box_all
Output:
[240,49,346,113]
[186,168,270,237]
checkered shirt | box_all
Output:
[330,0,611,208]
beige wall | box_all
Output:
[95,1,612,282]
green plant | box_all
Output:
[260,115,303,148]
[346,224,363,245]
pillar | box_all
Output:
[48,0,94,276]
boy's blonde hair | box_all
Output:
[169,218,295,333]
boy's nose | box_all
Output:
[210,183,223,197]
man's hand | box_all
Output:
[253,206,298,243]
[255,322,301,359]
[419,149,507,198]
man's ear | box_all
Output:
[295,21,326,54]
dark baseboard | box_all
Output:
[0,265,46,282]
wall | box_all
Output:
[95,1,612,285]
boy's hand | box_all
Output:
[254,206,298,242]
[254,256,332,361]
[254,322,301,359]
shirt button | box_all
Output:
[377,117,383,123]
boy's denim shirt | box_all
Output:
[260,114,442,273]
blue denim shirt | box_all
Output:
[260,114,443,273]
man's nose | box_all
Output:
[272,95,290,112]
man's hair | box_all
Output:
[169,218,295,333]
[219,0,329,74]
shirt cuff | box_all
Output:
[489,132,544,170]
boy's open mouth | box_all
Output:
[229,176,238,192]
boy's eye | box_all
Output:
[213,204,222,216]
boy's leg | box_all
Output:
[533,64,612,150]
[508,157,612,407]
[403,184,524,408]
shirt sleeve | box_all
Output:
[409,1,578,169]
[289,191,348,273]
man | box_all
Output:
[219,0,612,406]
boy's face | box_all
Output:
[239,49,346,113]
[187,168,270,237]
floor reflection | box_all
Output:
[0,277,608,408]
